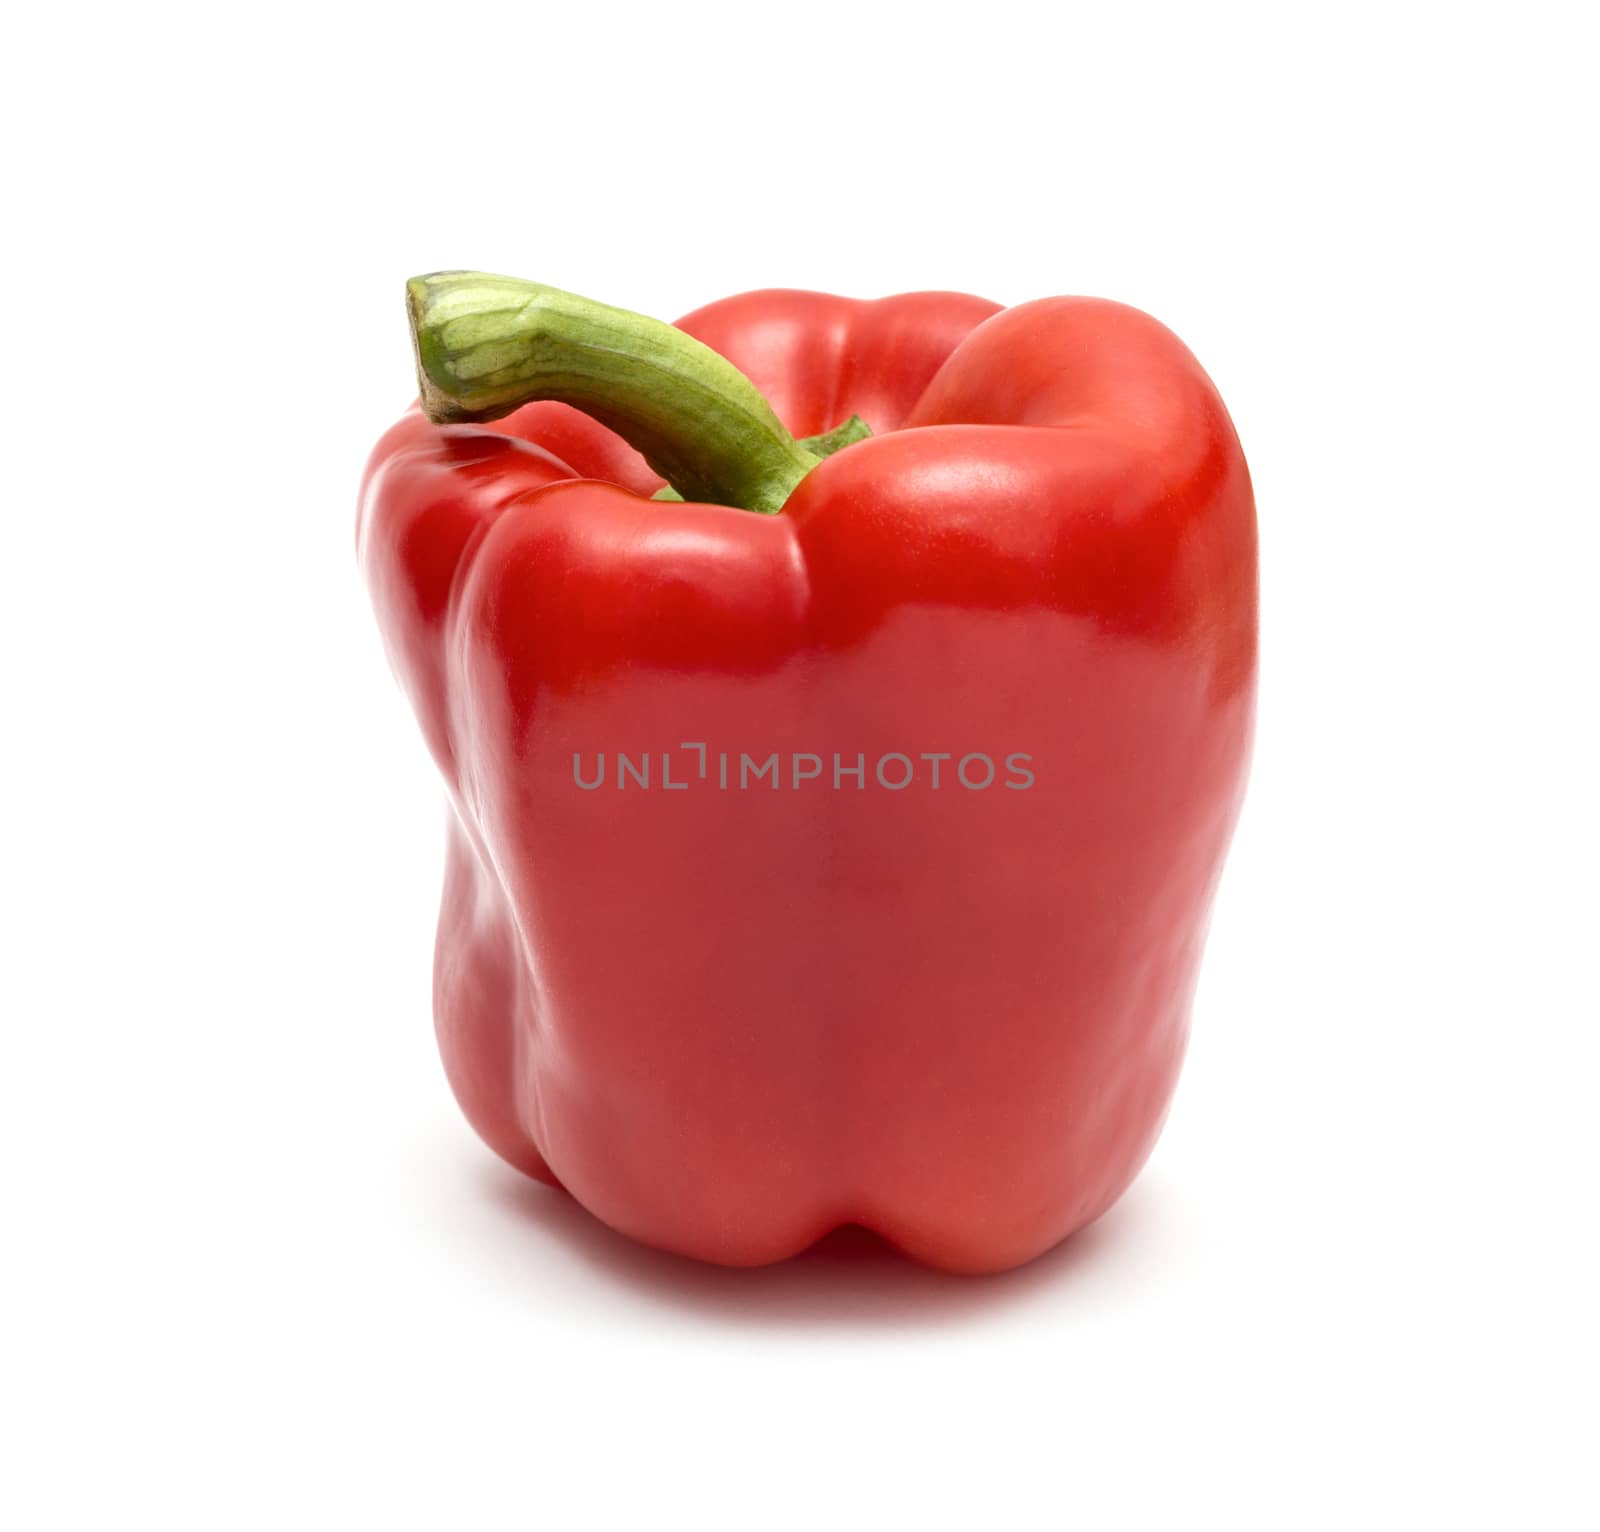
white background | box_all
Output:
[4,3,1595,1527]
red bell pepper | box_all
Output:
[358,272,1256,1273]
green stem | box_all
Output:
[407,272,822,515]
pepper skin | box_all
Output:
[359,282,1256,1274]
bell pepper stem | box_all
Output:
[407,272,823,516]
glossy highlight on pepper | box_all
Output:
[359,272,1257,1273]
